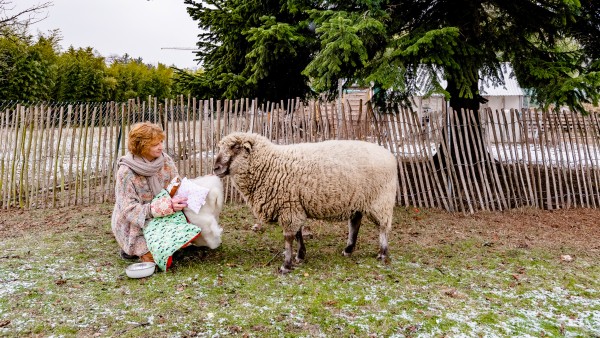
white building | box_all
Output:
[412,64,527,115]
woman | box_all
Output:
[111,122,188,263]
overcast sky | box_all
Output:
[15,0,201,69]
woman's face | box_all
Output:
[143,140,164,161]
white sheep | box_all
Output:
[213,132,398,273]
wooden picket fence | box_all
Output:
[1,97,599,212]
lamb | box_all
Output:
[213,132,398,273]
[177,175,225,249]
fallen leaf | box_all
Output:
[228,325,242,334]
[251,325,267,332]
[441,287,464,298]
[406,325,419,333]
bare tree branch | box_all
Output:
[0,0,52,35]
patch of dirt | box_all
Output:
[0,203,113,238]
[398,207,600,254]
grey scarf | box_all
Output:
[118,153,165,196]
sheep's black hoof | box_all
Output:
[294,257,304,264]
[342,246,354,256]
[278,265,294,274]
[377,254,391,265]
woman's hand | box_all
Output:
[171,196,188,211]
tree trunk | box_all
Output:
[433,77,489,169]
[432,77,501,211]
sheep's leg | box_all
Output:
[377,232,390,263]
[343,212,363,256]
[295,228,306,263]
[376,215,392,264]
[278,213,307,274]
[279,232,295,274]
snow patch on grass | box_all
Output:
[0,271,34,297]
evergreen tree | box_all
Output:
[0,29,58,101]
[105,58,174,101]
[184,0,317,100]
[185,0,600,183]
[53,47,108,102]
[185,0,599,112]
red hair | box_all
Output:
[127,122,165,157]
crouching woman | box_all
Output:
[111,122,188,264]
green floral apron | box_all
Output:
[144,190,202,271]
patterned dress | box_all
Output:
[111,154,179,257]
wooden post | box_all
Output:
[53,106,65,207]
[99,104,109,203]
[191,97,198,178]
[87,107,98,204]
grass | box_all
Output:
[0,203,599,337]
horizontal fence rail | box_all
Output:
[1,97,599,213]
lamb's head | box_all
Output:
[213,132,260,178]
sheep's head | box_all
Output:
[213,133,256,178]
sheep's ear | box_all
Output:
[231,139,252,153]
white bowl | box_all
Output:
[125,262,156,278]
